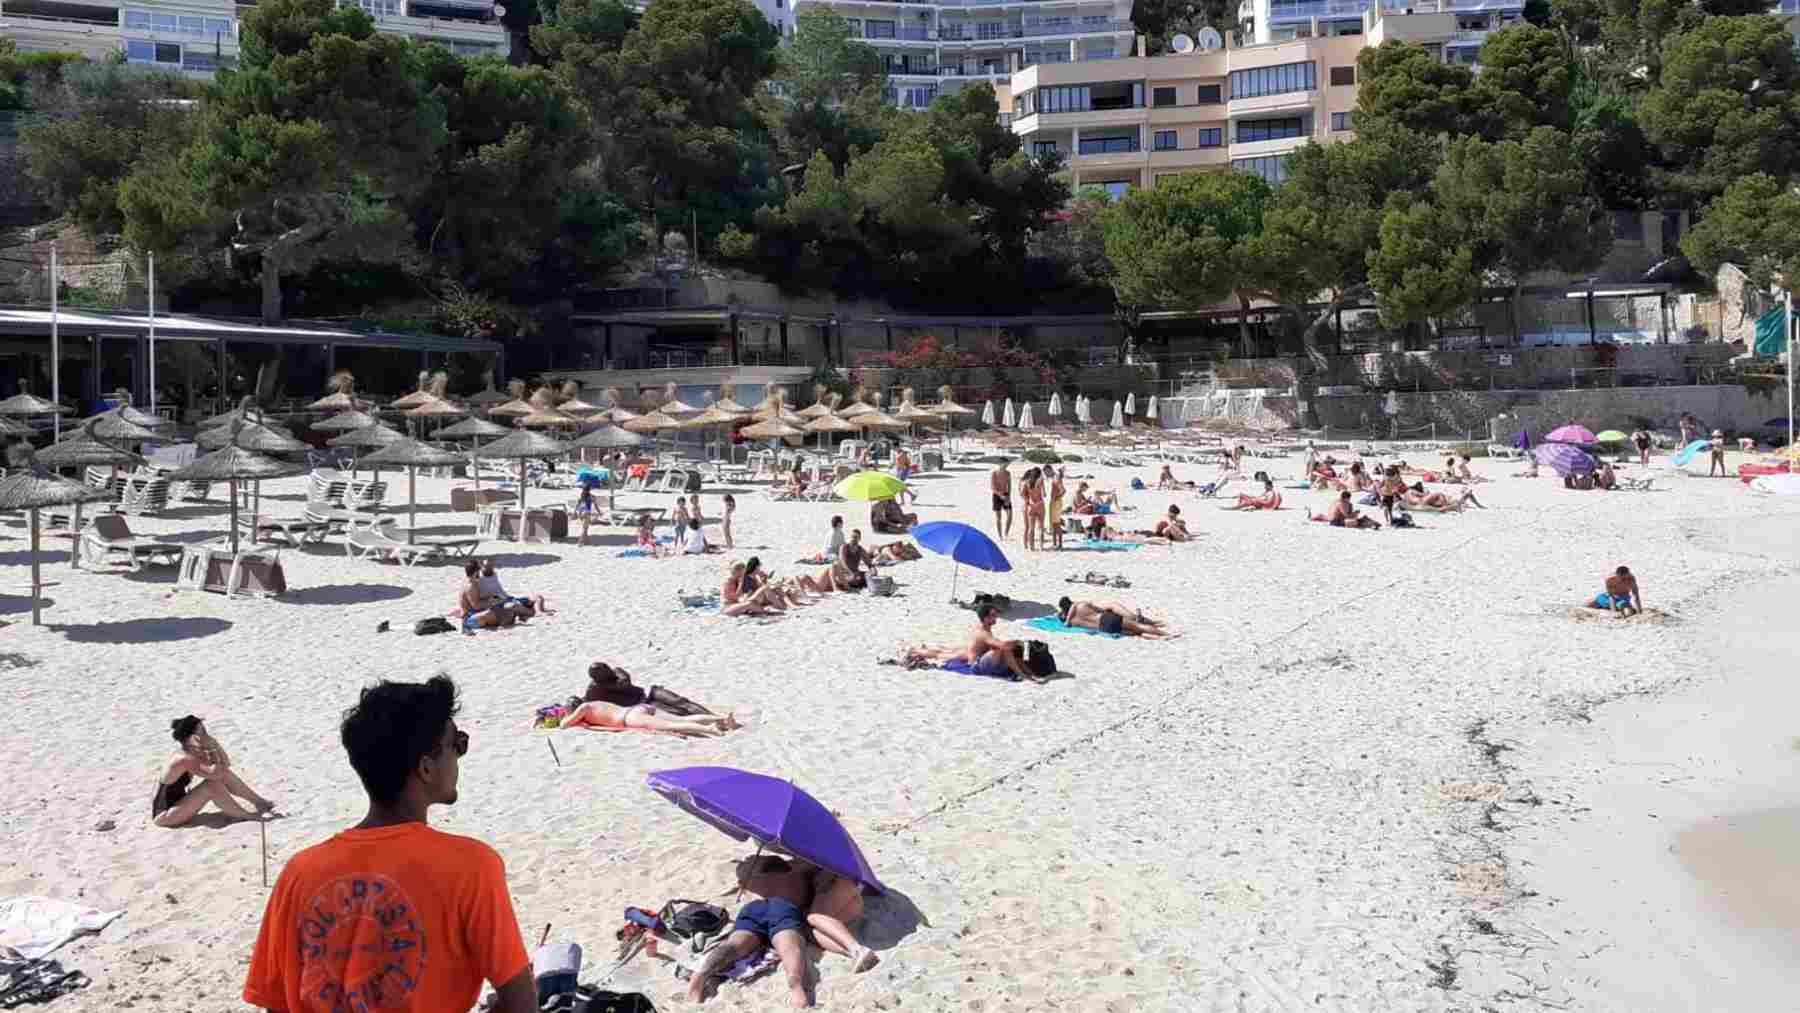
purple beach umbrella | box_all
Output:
[1536,443,1597,476]
[1545,424,1597,444]
[647,766,886,895]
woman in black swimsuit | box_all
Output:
[152,715,274,827]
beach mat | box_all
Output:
[939,658,1018,679]
[1079,539,1141,552]
[1026,615,1123,639]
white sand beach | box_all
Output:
[2,445,1796,1012]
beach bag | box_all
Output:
[1391,511,1415,528]
[413,616,455,636]
[535,941,582,1006]
[868,575,897,597]
[658,899,729,943]
[1130,477,1145,489]
[969,592,1011,613]
[1025,640,1056,677]
[579,991,657,1013]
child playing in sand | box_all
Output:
[1589,565,1642,616]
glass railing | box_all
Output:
[1078,137,1140,154]
[1267,0,1374,21]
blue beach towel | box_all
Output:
[1079,539,1141,552]
[939,658,1017,680]
[1026,615,1124,639]
[617,548,653,558]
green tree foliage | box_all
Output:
[1353,41,1485,139]
[0,40,87,111]
[1432,127,1610,337]
[1130,0,1236,54]
[1029,186,1113,292]
[1100,170,1272,315]
[1475,23,1573,134]
[770,7,885,170]
[20,63,199,234]
[1569,74,1652,208]
[1368,193,1477,326]
[1680,173,1800,293]
[1639,14,1800,206]
[547,0,781,240]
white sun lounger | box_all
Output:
[80,514,184,570]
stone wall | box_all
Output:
[1249,385,1789,440]
[1204,343,1740,394]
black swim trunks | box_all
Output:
[1380,494,1396,508]
[992,494,1012,512]
[1098,610,1124,635]
[733,898,805,941]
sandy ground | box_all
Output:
[1,441,1796,1012]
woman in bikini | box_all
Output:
[806,865,880,973]
[458,560,518,631]
[1223,478,1281,510]
[721,561,787,617]
[556,697,738,737]
[152,716,274,828]
[1047,468,1067,550]
[1020,467,1044,550]
[1403,483,1483,511]
[634,514,668,557]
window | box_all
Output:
[1082,14,1108,26]
[1033,140,1058,155]
[346,0,401,17]
[1154,129,1178,150]
[1329,65,1355,86]
[1228,60,1315,99]
[1236,116,1304,142]
[977,21,1005,38]
[1197,83,1221,104]
[1152,86,1177,107]
[1612,210,1641,241]
[867,20,895,38]
[1233,154,1291,185]
[206,18,233,36]
[155,42,181,63]
[124,10,151,29]
[152,13,177,32]
[1101,181,1132,200]
[1035,85,1092,113]
[124,40,156,61]
[1330,111,1353,131]
[776,0,783,8]
[179,15,204,34]
[1078,133,1139,154]
[1197,127,1222,147]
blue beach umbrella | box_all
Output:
[911,520,1011,603]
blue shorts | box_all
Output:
[462,613,482,632]
[733,898,804,941]
[1594,592,1633,609]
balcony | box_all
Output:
[855,24,934,40]
[0,11,123,59]
[1148,145,1229,169]
[1227,89,1315,116]
[937,19,1134,40]
[1267,0,1376,22]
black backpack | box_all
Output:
[414,616,455,636]
[1025,640,1056,677]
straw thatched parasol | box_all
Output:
[198,420,305,453]
[88,395,172,431]
[308,370,363,412]
[0,384,70,417]
[33,420,146,568]
[77,407,162,443]
[406,396,467,420]
[476,428,569,542]
[572,426,645,450]
[854,410,909,431]
[171,409,305,556]
[435,416,510,498]
[740,417,805,441]
[655,381,698,416]
[838,386,877,418]
[491,380,533,417]
[712,383,751,415]
[0,416,36,437]
[360,438,465,544]
[803,412,855,451]
[624,410,683,434]
[390,371,437,411]
[466,369,510,406]
[312,409,380,432]
[0,469,111,623]
[327,424,404,450]
[519,404,582,428]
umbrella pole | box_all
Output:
[70,502,82,568]
[408,465,417,545]
[229,478,239,556]
[950,560,959,604]
[30,508,42,625]
[517,459,527,543]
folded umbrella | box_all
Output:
[647,766,885,895]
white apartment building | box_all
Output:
[0,0,507,77]
[784,0,1136,111]
[1010,0,1800,196]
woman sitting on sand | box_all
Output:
[807,864,880,973]
[479,558,552,617]
[721,560,787,617]
[1307,491,1381,529]
[1594,461,1619,491]
[1454,455,1487,483]
[1223,478,1282,511]
[1149,505,1190,541]
[1346,461,1377,492]
[152,716,275,828]
[1070,482,1117,515]
[457,560,519,631]
[634,514,669,557]
[870,497,918,535]
[1155,464,1194,491]
[555,696,739,737]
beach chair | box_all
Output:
[237,513,333,545]
[658,468,690,494]
[1619,476,1656,492]
[115,474,171,516]
[80,514,184,570]
[345,524,447,566]
[344,480,387,509]
[309,470,349,506]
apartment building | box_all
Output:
[0,0,507,76]
[785,0,1136,111]
[1008,1,1540,194]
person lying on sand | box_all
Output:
[689,855,815,1007]
[806,864,879,973]
[556,696,738,736]
[875,541,921,564]
[1403,483,1483,512]
[480,558,552,617]
[584,662,718,717]
[1307,491,1381,529]
[153,715,275,827]
[1057,596,1172,638]
[1223,478,1282,511]
[1588,565,1642,616]
[1155,464,1195,491]
[903,604,1037,680]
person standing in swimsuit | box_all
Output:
[1708,429,1727,477]
[688,855,816,1007]
[1632,428,1652,466]
[1019,467,1043,551]
[990,461,1013,539]
[1047,468,1067,550]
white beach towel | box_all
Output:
[0,897,123,960]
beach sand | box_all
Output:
[1,446,1794,1011]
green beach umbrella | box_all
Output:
[1596,430,1629,442]
[834,470,905,502]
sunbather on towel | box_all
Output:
[875,541,921,563]
[689,855,814,1007]
[1403,483,1483,512]
[722,560,795,616]
[1056,596,1170,638]
[635,515,671,558]
[555,697,738,736]
[903,604,1035,680]
[1306,491,1381,529]
[584,662,719,717]
[480,558,552,616]
[1224,478,1282,511]
[1148,505,1191,541]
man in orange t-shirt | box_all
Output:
[244,675,535,1013]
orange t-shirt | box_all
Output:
[243,823,529,1013]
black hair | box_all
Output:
[464,559,481,577]
[745,556,761,574]
[1168,504,1181,516]
[1339,490,1351,499]
[724,494,735,506]
[830,515,843,527]
[1057,596,1073,620]
[1262,477,1274,490]
[171,715,201,742]
[977,604,1000,621]
[341,675,460,805]
[1616,565,1631,576]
